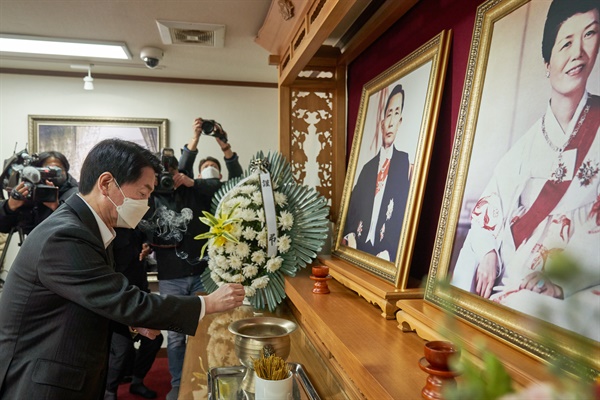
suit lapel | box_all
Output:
[65,195,113,267]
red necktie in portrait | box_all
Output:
[375,158,390,195]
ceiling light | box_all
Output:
[83,67,94,90]
[72,64,94,90]
[0,34,131,60]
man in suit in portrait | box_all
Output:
[0,139,245,400]
[343,84,411,262]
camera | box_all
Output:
[155,148,176,193]
[200,119,228,143]
[0,149,60,203]
[140,47,164,69]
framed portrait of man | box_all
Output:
[334,30,451,288]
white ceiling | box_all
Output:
[0,0,280,84]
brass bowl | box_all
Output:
[228,317,297,393]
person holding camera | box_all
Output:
[146,118,242,400]
[0,150,79,236]
[179,118,243,180]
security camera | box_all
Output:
[140,47,164,69]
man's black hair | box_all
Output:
[198,156,222,174]
[78,139,161,194]
[385,84,405,112]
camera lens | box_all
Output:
[159,173,174,191]
[201,120,215,134]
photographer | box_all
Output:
[147,118,242,400]
[179,118,243,180]
[0,151,78,235]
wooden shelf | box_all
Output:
[319,256,423,319]
[396,298,556,390]
[286,267,430,399]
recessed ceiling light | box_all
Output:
[0,34,131,60]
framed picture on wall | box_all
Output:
[333,30,451,288]
[28,115,168,181]
[425,0,599,377]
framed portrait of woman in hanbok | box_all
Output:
[334,30,451,288]
[425,0,599,377]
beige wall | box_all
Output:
[0,72,278,273]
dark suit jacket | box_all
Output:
[0,195,201,399]
[343,147,410,259]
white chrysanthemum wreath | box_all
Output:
[196,152,329,311]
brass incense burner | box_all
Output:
[228,317,297,393]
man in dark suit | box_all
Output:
[0,139,245,400]
[343,84,411,262]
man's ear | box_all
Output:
[97,172,113,196]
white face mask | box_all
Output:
[107,180,150,229]
[201,166,220,180]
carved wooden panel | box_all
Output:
[290,88,334,213]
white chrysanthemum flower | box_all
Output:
[221,271,233,282]
[210,272,222,283]
[238,208,256,222]
[278,211,294,231]
[230,223,243,239]
[256,210,265,224]
[265,256,283,272]
[230,274,245,283]
[277,234,291,253]
[231,196,251,208]
[251,191,263,206]
[229,256,242,270]
[215,255,228,268]
[257,230,267,248]
[224,241,237,255]
[242,227,257,240]
[242,264,259,279]
[244,286,256,297]
[240,184,257,194]
[251,250,266,265]
[251,275,270,289]
[235,242,250,258]
[274,192,287,207]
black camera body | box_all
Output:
[1,150,60,203]
[201,119,228,143]
[155,148,176,194]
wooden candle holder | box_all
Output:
[310,265,332,294]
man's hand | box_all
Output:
[8,182,28,211]
[139,243,152,261]
[475,250,498,298]
[173,172,194,189]
[131,327,161,340]
[193,118,203,139]
[343,233,357,249]
[203,283,245,315]
[377,250,390,261]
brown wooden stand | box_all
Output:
[418,357,459,400]
[396,299,555,390]
[310,274,332,294]
[320,256,423,319]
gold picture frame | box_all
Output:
[333,30,451,288]
[424,0,599,378]
[28,115,168,181]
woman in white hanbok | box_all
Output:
[451,0,600,341]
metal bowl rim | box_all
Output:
[228,317,297,338]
